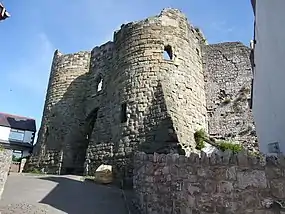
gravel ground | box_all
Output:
[0,173,128,214]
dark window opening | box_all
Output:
[121,103,127,123]
[196,48,200,56]
[249,79,254,109]
[163,45,173,60]
[96,76,103,92]
[86,108,99,140]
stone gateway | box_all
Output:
[24,8,256,179]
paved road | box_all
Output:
[0,173,128,214]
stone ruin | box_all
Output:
[24,8,257,180]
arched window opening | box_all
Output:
[97,77,103,92]
[163,45,173,60]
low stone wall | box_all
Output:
[0,149,12,199]
[24,149,63,174]
[133,151,285,214]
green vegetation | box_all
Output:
[25,168,44,175]
[194,129,243,153]
[217,140,243,153]
[194,129,206,150]
[12,155,22,162]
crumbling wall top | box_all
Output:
[113,8,191,41]
[206,41,250,49]
[91,41,114,58]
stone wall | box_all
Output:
[0,149,12,200]
[27,50,91,174]
[27,8,209,177]
[202,42,257,152]
[26,8,257,178]
[24,150,63,174]
[133,152,285,214]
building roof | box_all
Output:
[0,112,36,132]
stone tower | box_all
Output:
[25,8,256,177]
[31,50,91,174]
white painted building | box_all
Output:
[251,0,285,154]
[0,112,36,158]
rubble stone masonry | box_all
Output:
[134,152,285,214]
[203,42,257,151]
[24,8,257,178]
[0,149,12,200]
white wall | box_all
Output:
[253,0,285,154]
[0,126,35,144]
[0,126,10,141]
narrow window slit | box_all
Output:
[196,48,200,56]
[121,103,127,123]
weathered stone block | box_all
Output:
[237,170,267,189]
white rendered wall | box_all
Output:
[0,126,10,142]
[253,0,285,154]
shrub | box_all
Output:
[194,129,206,150]
[217,140,243,153]
[194,130,243,153]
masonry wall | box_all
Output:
[133,152,285,214]
[27,50,91,174]
[0,149,12,200]
[84,41,115,174]
[25,8,258,177]
[82,9,208,177]
[202,42,258,152]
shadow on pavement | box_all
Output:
[39,176,127,214]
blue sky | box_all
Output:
[0,0,254,134]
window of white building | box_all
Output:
[9,129,25,142]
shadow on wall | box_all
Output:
[26,72,92,175]
[140,81,185,155]
[39,176,126,214]
[27,74,186,176]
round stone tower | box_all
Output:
[30,50,91,174]
[114,8,207,153]
[85,8,208,178]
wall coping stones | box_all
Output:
[134,151,285,168]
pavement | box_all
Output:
[0,173,128,214]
